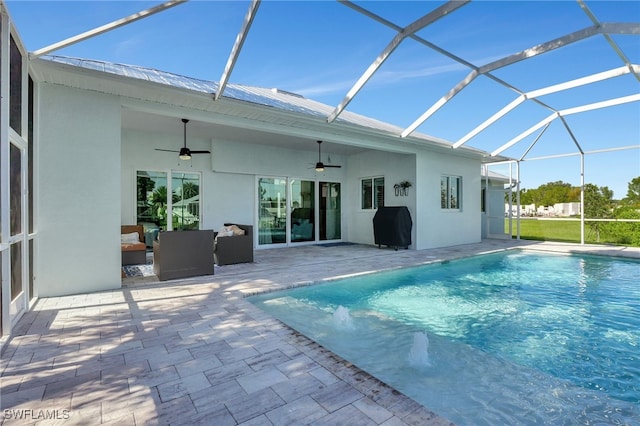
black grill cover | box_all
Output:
[373,206,412,249]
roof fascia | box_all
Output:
[33,56,496,160]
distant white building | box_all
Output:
[505,203,536,216]
[553,202,581,216]
[505,202,580,217]
[538,205,554,216]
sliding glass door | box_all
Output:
[172,172,200,230]
[257,177,340,246]
[258,178,287,245]
[290,179,315,243]
[137,171,168,231]
[320,182,341,241]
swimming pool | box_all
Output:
[248,250,640,425]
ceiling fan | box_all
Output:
[314,140,341,171]
[155,118,210,160]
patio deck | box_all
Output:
[2,240,639,425]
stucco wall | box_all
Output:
[347,150,417,247]
[415,151,481,249]
[38,84,122,296]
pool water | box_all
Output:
[248,251,640,425]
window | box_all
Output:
[136,170,201,231]
[361,177,384,209]
[441,175,461,210]
[258,177,287,245]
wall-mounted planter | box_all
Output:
[394,181,412,197]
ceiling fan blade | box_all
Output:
[324,164,341,168]
[155,148,179,153]
[190,150,211,154]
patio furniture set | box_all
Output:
[120,224,253,281]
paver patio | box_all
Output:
[2,240,638,425]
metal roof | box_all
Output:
[40,54,455,148]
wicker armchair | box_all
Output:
[153,230,215,281]
[214,224,254,266]
[121,225,146,265]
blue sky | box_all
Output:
[6,0,640,199]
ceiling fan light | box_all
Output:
[179,147,191,160]
[315,162,324,172]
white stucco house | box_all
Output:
[0,5,510,344]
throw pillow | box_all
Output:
[215,226,234,241]
[228,225,245,236]
[121,232,140,244]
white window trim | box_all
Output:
[441,175,462,211]
[135,169,203,231]
[360,176,384,210]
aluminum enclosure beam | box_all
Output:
[579,0,640,82]
[491,94,640,157]
[31,0,187,58]
[215,0,260,101]
[342,0,552,142]
[524,145,640,162]
[453,95,526,149]
[327,0,469,124]
[403,25,602,138]
[403,21,639,140]
[518,122,551,162]
[453,66,633,149]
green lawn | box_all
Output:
[505,218,639,246]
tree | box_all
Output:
[181,182,199,200]
[136,175,156,219]
[623,176,640,206]
[151,186,178,229]
[507,181,580,207]
[584,183,614,242]
[505,188,526,204]
[536,181,579,205]
[137,175,155,204]
[605,206,640,246]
